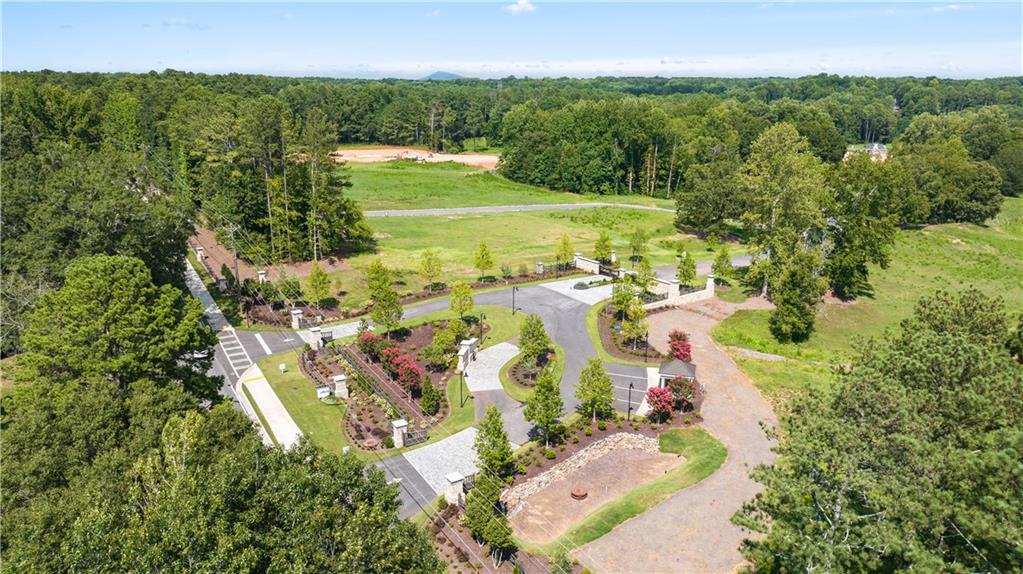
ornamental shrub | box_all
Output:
[667,329,693,362]
[646,386,675,422]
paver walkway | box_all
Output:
[464,342,520,392]
[364,202,672,218]
[238,364,304,450]
[403,427,480,495]
[576,297,777,574]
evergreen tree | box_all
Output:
[712,246,734,284]
[768,250,827,342]
[742,289,1023,572]
[575,358,614,422]
[306,260,330,308]
[524,363,564,447]
[676,249,697,287]
[420,380,441,415]
[474,405,513,478]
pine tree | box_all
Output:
[474,405,513,478]
[307,260,330,308]
[575,358,614,422]
[524,363,564,447]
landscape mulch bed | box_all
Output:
[511,415,701,485]
[597,308,666,363]
[508,351,555,387]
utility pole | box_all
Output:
[227,224,241,294]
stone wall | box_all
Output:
[643,274,716,311]
[502,432,661,516]
[573,253,602,274]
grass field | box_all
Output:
[714,197,1023,405]
[523,427,726,555]
[347,161,674,211]
[310,205,727,310]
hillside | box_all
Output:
[713,196,1023,405]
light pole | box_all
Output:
[628,382,634,421]
[479,312,487,345]
[512,286,519,315]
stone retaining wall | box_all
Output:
[502,432,661,516]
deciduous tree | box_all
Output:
[575,358,614,422]
[474,405,513,478]
[474,241,494,280]
[594,231,613,262]
[449,280,474,318]
[419,248,442,291]
[367,259,402,336]
[524,363,564,447]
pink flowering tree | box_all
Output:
[645,386,675,422]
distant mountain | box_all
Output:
[421,71,462,81]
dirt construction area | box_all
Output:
[509,448,685,545]
[330,146,499,169]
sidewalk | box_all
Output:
[237,364,304,449]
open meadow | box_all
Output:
[347,161,675,211]
[714,197,1023,406]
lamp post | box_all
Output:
[628,382,634,421]
[512,286,519,315]
[460,371,465,408]
[479,312,487,345]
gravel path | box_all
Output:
[364,202,673,218]
[576,297,777,574]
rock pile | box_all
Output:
[502,432,661,516]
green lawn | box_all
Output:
[347,161,674,212]
[317,206,720,310]
[257,353,343,452]
[523,427,726,555]
[713,197,1023,403]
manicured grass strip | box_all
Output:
[731,356,834,410]
[256,354,346,453]
[241,383,279,446]
[584,301,653,368]
[401,305,526,350]
[529,427,727,554]
[497,342,567,404]
[410,496,444,528]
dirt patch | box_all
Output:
[331,146,499,169]
[510,448,685,544]
[191,226,350,282]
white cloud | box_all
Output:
[504,0,536,15]
[930,4,961,13]
[426,9,440,18]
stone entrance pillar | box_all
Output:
[309,326,322,350]
[332,374,349,400]
[257,270,268,284]
[391,419,408,448]
[290,308,304,330]
[445,472,465,506]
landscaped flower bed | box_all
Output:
[597,304,665,362]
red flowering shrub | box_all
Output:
[357,332,381,356]
[667,375,699,411]
[396,359,424,393]
[380,347,404,375]
[667,330,692,362]
[646,387,675,422]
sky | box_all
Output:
[2,2,1021,79]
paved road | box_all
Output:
[577,298,778,574]
[364,202,673,218]
[654,253,754,281]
